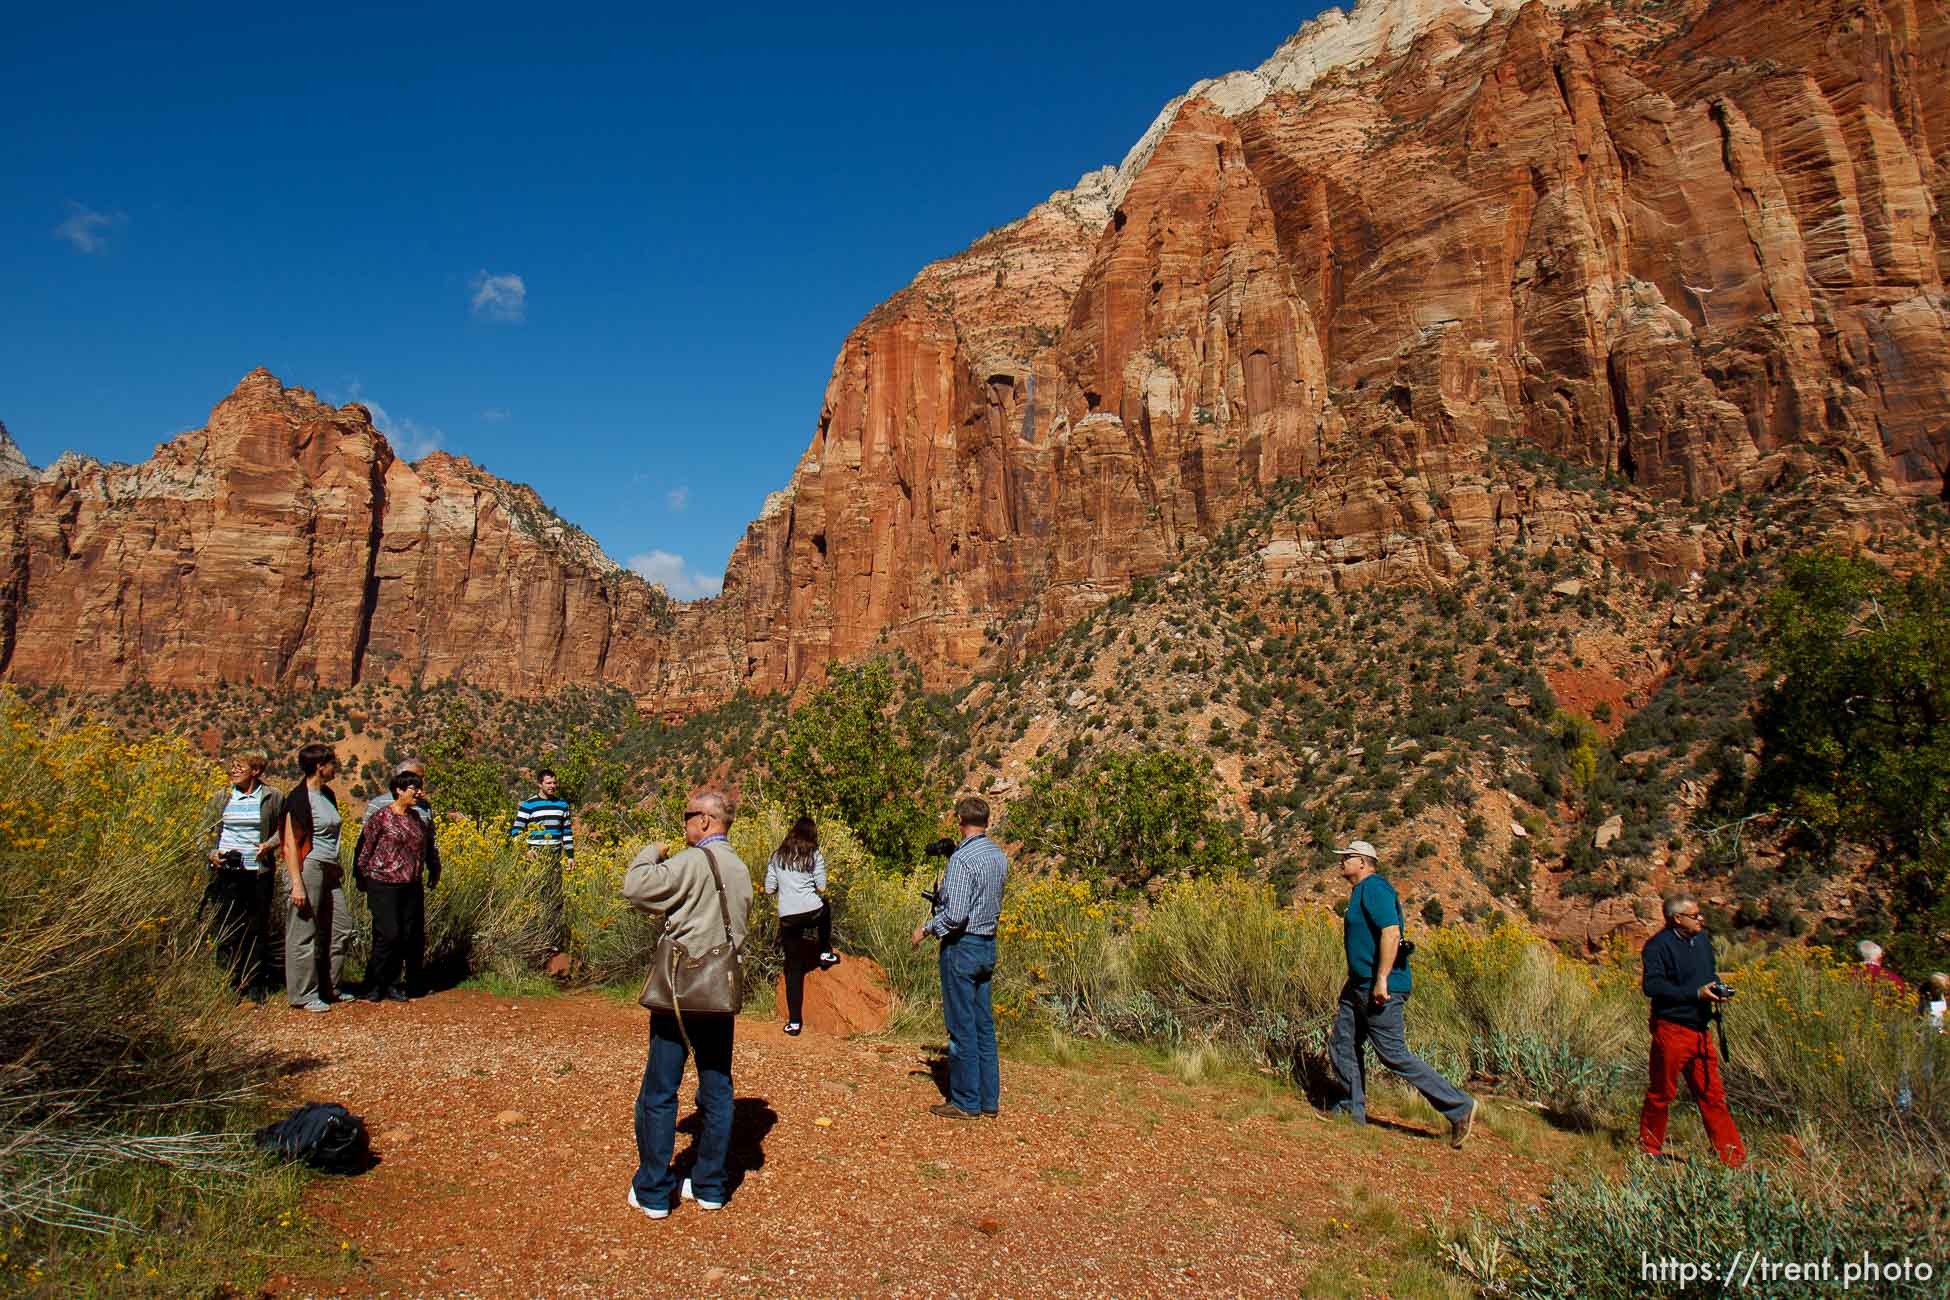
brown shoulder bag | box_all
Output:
[638,845,745,1018]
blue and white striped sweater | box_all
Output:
[508,796,575,856]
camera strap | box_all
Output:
[1712,1004,1731,1065]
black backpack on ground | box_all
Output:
[255,1101,371,1174]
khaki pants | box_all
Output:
[284,859,353,1006]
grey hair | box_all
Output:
[693,788,734,827]
[1661,893,1697,922]
[397,755,427,774]
[1858,940,1884,962]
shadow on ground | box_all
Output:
[674,1097,778,1195]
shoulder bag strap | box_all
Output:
[698,846,737,952]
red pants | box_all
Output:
[1639,1018,1746,1167]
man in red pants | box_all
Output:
[1639,894,1746,1167]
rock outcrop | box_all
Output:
[0,371,726,700]
[774,956,893,1038]
[2,0,1945,706]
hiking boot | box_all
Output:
[1450,1100,1477,1150]
[783,1022,802,1036]
[294,998,333,1014]
[930,1102,981,1121]
[626,1187,669,1221]
[680,1178,723,1210]
[361,990,384,1004]
[385,986,410,1003]
[981,1109,999,1119]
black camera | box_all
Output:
[920,838,957,909]
[219,849,246,871]
[1708,980,1736,1001]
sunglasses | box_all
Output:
[684,809,708,822]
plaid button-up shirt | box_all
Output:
[923,834,1008,939]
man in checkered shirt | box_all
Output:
[911,795,1009,1119]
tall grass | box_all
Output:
[1411,923,1640,1117]
[0,690,326,1291]
[1461,1158,1944,1299]
[1124,878,1344,1069]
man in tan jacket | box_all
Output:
[621,788,753,1218]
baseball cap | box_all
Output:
[1334,840,1380,860]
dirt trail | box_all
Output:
[254,991,1548,1298]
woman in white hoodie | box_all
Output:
[765,816,837,1035]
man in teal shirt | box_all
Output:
[1329,841,1476,1147]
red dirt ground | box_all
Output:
[253,990,1555,1298]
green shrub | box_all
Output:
[1005,748,1251,893]
[1465,1159,1942,1299]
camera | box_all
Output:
[219,849,246,870]
[1708,980,1736,1001]
[920,838,957,909]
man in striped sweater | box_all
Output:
[508,769,575,954]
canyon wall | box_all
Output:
[1,0,1944,708]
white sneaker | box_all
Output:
[680,1178,723,1211]
[626,1187,669,1220]
[295,998,333,1013]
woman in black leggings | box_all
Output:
[765,817,836,1035]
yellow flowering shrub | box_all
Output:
[997,876,1120,1019]
[0,688,239,1113]
[1719,944,1949,1129]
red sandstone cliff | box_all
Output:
[706,0,1947,707]
[0,372,727,698]
[2,0,1945,707]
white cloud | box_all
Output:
[665,486,690,512]
[628,550,723,601]
[342,383,447,461]
[55,202,123,253]
[469,270,527,322]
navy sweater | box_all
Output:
[1641,926,1719,1030]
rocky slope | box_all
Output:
[2,0,1945,708]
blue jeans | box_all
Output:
[631,1011,734,1206]
[939,934,999,1114]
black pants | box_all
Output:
[366,879,426,994]
[209,869,273,996]
[779,904,831,1025]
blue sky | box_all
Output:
[2,2,1322,597]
